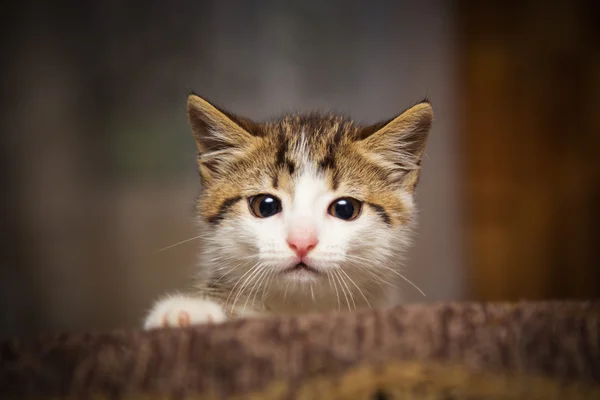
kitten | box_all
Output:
[144,94,432,329]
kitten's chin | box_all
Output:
[281,262,322,282]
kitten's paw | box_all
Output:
[143,295,226,330]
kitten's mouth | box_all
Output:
[284,262,320,275]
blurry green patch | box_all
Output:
[109,116,196,182]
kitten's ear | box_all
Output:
[358,100,433,191]
[187,93,259,184]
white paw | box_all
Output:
[143,295,227,330]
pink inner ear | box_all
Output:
[286,224,319,257]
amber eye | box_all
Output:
[328,197,362,221]
[248,194,282,218]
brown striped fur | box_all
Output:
[188,94,432,229]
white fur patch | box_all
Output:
[144,294,227,329]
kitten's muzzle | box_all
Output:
[283,262,321,275]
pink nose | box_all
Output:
[286,227,318,258]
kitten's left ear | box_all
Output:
[358,100,433,190]
[187,93,260,184]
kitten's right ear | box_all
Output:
[187,93,259,183]
[358,100,433,191]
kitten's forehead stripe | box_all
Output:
[275,129,287,168]
[367,203,392,226]
[287,161,295,175]
[207,196,242,225]
[330,169,340,191]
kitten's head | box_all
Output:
[188,94,432,298]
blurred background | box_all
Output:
[1,1,598,338]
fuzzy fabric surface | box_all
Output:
[1,301,599,399]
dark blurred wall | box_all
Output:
[1,1,462,337]
[459,1,600,300]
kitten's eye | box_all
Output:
[328,197,362,221]
[248,194,282,218]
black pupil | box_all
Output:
[259,196,279,217]
[335,199,355,220]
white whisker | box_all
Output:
[226,262,260,311]
[333,269,353,311]
[231,262,265,313]
[339,268,371,308]
[243,264,271,313]
[152,235,203,254]
[283,279,291,301]
[327,271,341,311]
[260,270,274,301]
[345,254,425,297]
[377,264,426,297]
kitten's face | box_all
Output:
[188,94,432,294]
